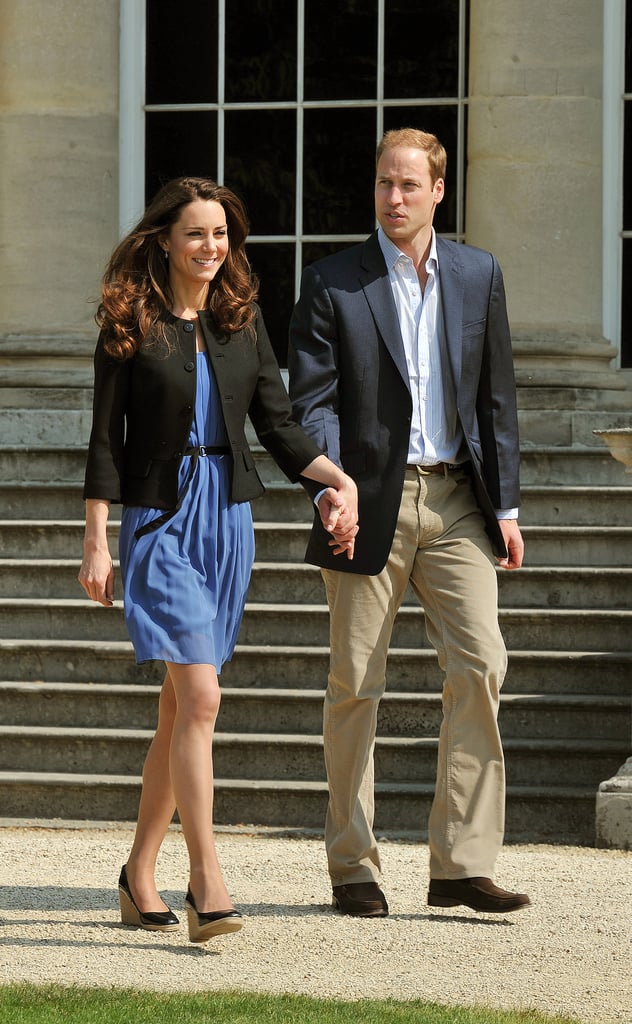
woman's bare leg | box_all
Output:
[124,670,177,912]
[166,661,234,911]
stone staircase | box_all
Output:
[0,374,631,843]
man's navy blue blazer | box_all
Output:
[288,231,520,576]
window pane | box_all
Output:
[624,102,632,230]
[302,242,356,268]
[303,108,376,235]
[385,0,461,99]
[383,105,460,234]
[145,112,217,202]
[305,0,377,100]
[146,0,217,104]
[224,111,296,235]
[225,0,296,102]
[247,243,296,365]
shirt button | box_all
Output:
[184,361,195,372]
[183,322,194,333]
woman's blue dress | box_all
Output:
[118,352,254,670]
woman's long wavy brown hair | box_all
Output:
[97,177,259,359]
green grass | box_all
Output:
[0,985,582,1024]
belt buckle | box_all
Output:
[198,445,208,457]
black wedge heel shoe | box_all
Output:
[118,865,179,932]
[185,886,243,943]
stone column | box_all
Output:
[467,0,629,445]
[0,0,120,443]
[0,0,119,335]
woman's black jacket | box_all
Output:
[83,306,322,510]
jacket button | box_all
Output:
[183,322,194,332]
[184,361,195,372]
[174,451,182,460]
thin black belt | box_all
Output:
[184,445,230,457]
[134,445,230,540]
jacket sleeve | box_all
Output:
[475,256,521,511]
[82,332,131,502]
[287,263,342,466]
[246,306,323,482]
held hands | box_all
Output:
[317,474,359,560]
[496,519,524,570]
[78,546,115,606]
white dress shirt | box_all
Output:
[377,227,461,467]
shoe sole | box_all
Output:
[186,904,244,943]
[427,892,530,913]
[332,896,388,918]
[118,887,180,932]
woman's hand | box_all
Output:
[78,546,115,606]
[78,498,115,605]
[317,474,359,559]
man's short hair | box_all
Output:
[376,129,447,184]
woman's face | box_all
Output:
[161,198,229,294]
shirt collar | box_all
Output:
[377,226,439,273]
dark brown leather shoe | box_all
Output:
[428,876,531,914]
[332,882,389,917]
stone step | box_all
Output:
[0,686,626,741]
[518,445,632,486]
[1,519,630,567]
[1,479,630,528]
[1,643,630,695]
[0,387,94,411]
[0,410,92,446]
[2,558,628,609]
[0,481,314,522]
[0,521,121,559]
[2,441,632,486]
[0,724,625,792]
[0,445,88,480]
[519,486,632,526]
[3,598,628,650]
[0,770,598,843]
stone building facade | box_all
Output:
[1,0,630,448]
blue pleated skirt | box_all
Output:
[118,353,254,671]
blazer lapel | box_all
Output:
[359,234,410,391]
[437,236,463,395]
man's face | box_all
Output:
[375,146,444,254]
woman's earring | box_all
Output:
[163,249,169,260]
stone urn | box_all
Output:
[593,427,632,472]
[592,427,632,849]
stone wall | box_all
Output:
[0,0,119,337]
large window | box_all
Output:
[133,0,469,362]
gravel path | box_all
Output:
[0,823,630,1023]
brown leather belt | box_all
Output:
[406,462,448,474]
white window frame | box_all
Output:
[602,0,626,367]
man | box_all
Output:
[288,128,531,918]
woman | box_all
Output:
[78,177,357,944]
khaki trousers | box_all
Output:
[321,466,507,884]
